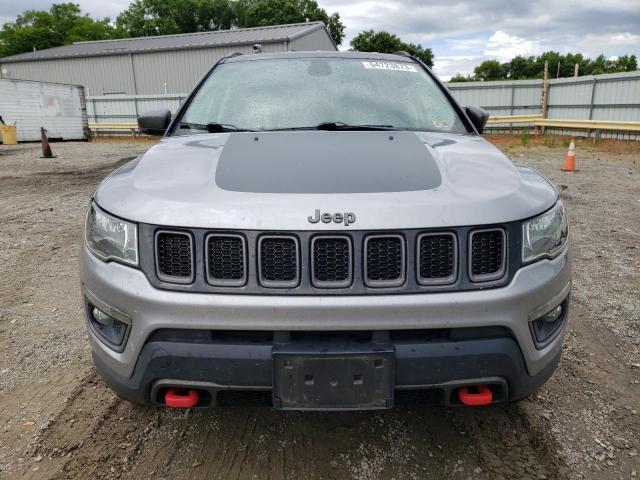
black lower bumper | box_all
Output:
[93,333,560,409]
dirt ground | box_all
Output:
[0,135,638,480]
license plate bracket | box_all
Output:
[273,349,394,410]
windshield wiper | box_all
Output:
[315,121,397,131]
[178,121,249,133]
[261,122,398,132]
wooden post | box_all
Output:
[540,60,549,135]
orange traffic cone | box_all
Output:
[562,138,577,171]
[40,127,55,158]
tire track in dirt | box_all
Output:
[34,399,566,480]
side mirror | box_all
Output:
[464,106,489,134]
[137,109,171,135]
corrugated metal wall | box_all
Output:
[446,79,543,117]
[0,40,297,95]
[547,71,640,122]
[2,56,135,96]
[445,71,640,123]
[289,28,336,51]
[0,78,86,141]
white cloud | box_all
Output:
[434,55,483,80]
[484,30,541,61]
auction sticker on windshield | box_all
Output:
[362,61,418,72]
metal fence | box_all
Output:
[87,70,640,138]
[445,71,640,139]
[87,94,186,124]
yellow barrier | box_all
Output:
[1,124,17,145]
[89,122,139,136]
[487,115,640,133]
[535,119,640,133]
[487,114,544,124]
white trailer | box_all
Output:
[0,78,87,142]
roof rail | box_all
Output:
[393,51,412,58]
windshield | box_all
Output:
[174,57,469,135]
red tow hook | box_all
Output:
[164,388,200,408]
[457,385,493,406]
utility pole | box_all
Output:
[540,60,549,135]
[556,62,560,78]
[574,63,579,77]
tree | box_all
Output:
[473,60,503,81]
[0,3,117,58]
[235,0,344,46]
[448,73,474,82]
[350,30,433,68]
[116,0,236,37]
[116,0,345,45]
[609,55,638,72]
[453,51,638,82]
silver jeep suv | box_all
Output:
[80,51,570,410]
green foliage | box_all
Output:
[521,128,530,147]
[0,0,346,57]
[350,30,434,68]
[543,136,556,148]
[449,51,638,82]
[237,0,344,45]
[473,59,504,81]
[116,0,236,37]
[116,0,345,45]
[448,73,474,82]
[0,3,118,58]
[562,137,571,148]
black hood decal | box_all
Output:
[215,131,442,194]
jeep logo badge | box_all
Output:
[308,209,356,226]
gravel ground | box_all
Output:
[0,136,638,480]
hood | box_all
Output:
[95,131,557,230]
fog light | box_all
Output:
[92,307,114,326]
[86,300,130,349]
[541,304,562,323]
[531,301,567,346]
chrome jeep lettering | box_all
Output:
[307,210,356,226]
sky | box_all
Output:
[1,0,639,80]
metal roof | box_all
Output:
[0,22,331,63]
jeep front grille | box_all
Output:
[206,234,246,286]
[469,229,506,281]
[145,224,515,294]
[418,233,457,285]
[155,231,193,283]
[364,235,405,287]
[311,236,352,288]
[259,236,299,287]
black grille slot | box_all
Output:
[470,229,505,281]
[156,232,193,282]
[365,235,405,287]
[206,235,246,286]
[418,233,456,284]
[312,237,352,287]
[259,236,299,287]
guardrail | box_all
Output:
[88,118,640,137]
[486,115,640,139]
[486,114,544,124]
[534,119,640,133]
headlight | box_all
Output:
[522,201,568,263]
[85,202,138,266]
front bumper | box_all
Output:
[80,243,571,405]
